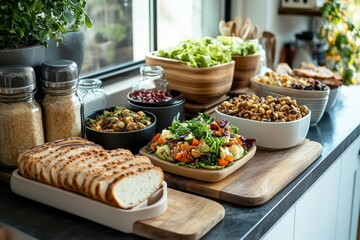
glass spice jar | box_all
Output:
[77,78,107,117]
[0,66,45,167]
[41,59,83,142]
[130,65,173,103]
[132,65,168,92]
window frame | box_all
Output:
[81,0,231,82]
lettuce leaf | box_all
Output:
[216,36,259,56]
[156,37,232,68]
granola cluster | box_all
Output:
[217,95,310,122]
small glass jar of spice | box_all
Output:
[41,59,83,142]
[0,66,45,167]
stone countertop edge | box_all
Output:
[0,85,359,240]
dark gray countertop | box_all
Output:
[0,86,359,240]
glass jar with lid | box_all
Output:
[41,59,83,142]
[132,65,168,92]
[77,78,108,116]
[130,65,174,103]
[0,66,45,167]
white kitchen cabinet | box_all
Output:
[336,136,360,240]
[262,135,360,240]
[262,208,295,240]
[294,159,341,240]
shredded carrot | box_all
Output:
[218,159,228,166]
[226,155,234,163]
[157,138,165,144]
[175,152,182,160]
[236,137,243,145]
[191,138,199,146]
[176,151,192,163]
[227,140,236,146]
[151,133,161,143]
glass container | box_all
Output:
[292,31,318,68]
[78,78,108,117]
[41,59,82,142]
[0,66,44,167]
[132,66,168,92]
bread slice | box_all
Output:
[50,146,105,187]
[105,166,164,208]
[87,157,152,200]
[61,150,131,191]
[40,143,102,185]
[17,137,90,178]
[79,155,140,196]
[19,138,93,180]
[72,154,134,192]
[57,149,104,189]
[275,63,294,75]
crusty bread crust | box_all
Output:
[17,137,164,209]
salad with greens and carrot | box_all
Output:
[146,114,256,170]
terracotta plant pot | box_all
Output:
[231,53,260,90]
[145,52,235,104]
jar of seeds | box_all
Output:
[41,60,83,142]
[0,66,45,167]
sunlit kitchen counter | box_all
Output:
[0,85,359,240]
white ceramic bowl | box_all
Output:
[215,108,311,149]
[325,87,341,112]
[250,77,328,125]
[250,76,330,98]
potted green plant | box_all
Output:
[0,0,92,70]
[319,0,360,85]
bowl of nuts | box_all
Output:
[250,72,329,125]
[215,95,311,149]
[85,106,157,153]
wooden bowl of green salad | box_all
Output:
[145,37,235,104]
[216,36,260,90]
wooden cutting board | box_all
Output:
[160,139,322,206]
[134,188,225,240]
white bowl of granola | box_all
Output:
[215,95,311,149]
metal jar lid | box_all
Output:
[40,59,78,90]
[0,65,36,95]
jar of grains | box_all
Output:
[0,66,45,167]
[40,59,83,142]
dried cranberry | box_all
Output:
[130,89,173,103]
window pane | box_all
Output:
[157,0,223,49]
[81,0,150,76]
[80,0,222,76]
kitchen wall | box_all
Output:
[231,0,313,65]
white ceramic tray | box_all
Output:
[10,170,168,233]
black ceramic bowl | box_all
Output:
[84,107,156,154]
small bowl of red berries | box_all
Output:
[127,89,183,106]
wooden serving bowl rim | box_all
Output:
[231,52,261,58]
[146,51,235,70]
